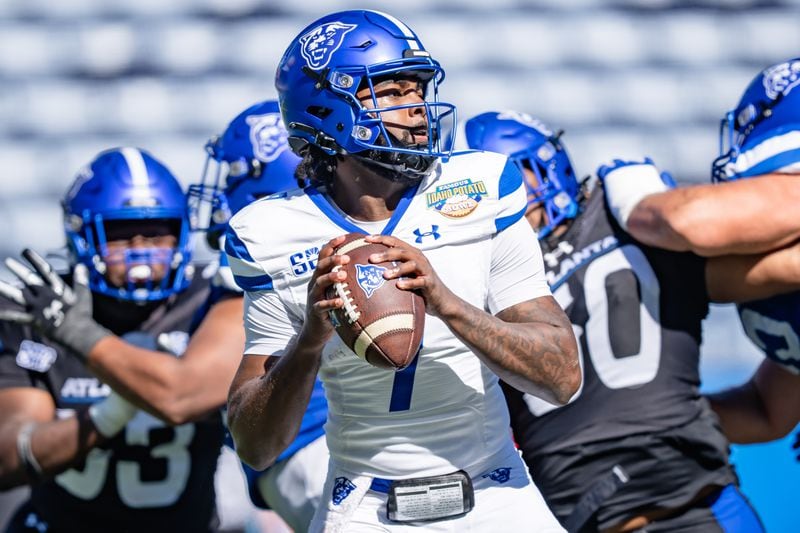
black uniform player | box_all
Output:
[465,111,800,532]
[0,148,223,532]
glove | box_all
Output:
[0,249,111,359]
[596,158,676,231]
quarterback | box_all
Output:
[225,9,579,532]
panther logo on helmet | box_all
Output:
[299,21,357,70]
[246,113,290,163]
[763,60,800,100]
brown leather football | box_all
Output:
[326,233,425,370]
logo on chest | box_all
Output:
[426,179,487,218]
[60,377,111,403]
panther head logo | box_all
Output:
[246,113,289,163]
[331,476,356,505]
[299,21,357,70]
[762,60,800,100]
[356,264,387,298]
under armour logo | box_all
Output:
[413,225,441,243]
[543,241,574,268]
[43,300,65,327]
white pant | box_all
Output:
[258,434,330,532]
[309,446,564,532]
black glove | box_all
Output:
[0,249,111,359]
[792,430,800,462]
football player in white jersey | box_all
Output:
[225,9,579,532]
[599,58,800,444]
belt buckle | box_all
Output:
[386,470,474,523]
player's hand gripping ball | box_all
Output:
[326,233,425,370]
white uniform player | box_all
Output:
[224,9,580,531]
[227,151,565,531]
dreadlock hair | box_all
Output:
[294,144,338,190]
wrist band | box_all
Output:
[16,422,43,482]
[602,164,670,230]
[88,392,137,438]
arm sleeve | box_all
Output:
[242,290,302,356]
[488,217,552,315]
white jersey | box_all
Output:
[225,150,551,478]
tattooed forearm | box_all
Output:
[440,295,580,404]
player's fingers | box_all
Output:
[5,257,44,287]
[315,251,350,276]
[0,309,34,324]
[0,280,27,306]
[4,310,34,323]
[383,261,419,280]
[312,297,343,312]
[23,249,67,297]
[73,264,90,287]
[395,276,428,291]
[366,234,408,249]
[319,235,349,259]
[369,245,415,264]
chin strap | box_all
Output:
[353,150,436,184]
[353,130,438,183]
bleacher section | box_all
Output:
[0,1,798,258]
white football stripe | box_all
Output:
[120,147,151,198]
[354,313,416,359]
[377,11,420,49]
[336,238,369,256]
[227,254,266,278]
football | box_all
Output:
[326,233,425,370]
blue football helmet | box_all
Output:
[738,291,800,374]
[713,58,800,181]
[465,111,581,238]
[63,147,193,302]
[276,10,456,181]
[188,100,301,247]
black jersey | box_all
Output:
[502,188,737,530]
[0,275,224,533]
